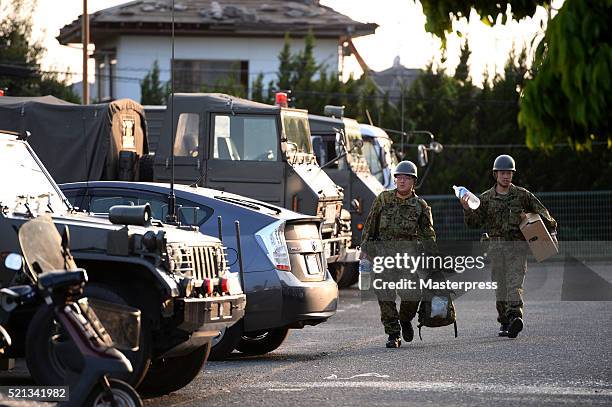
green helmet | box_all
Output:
[493,154,516,171]
[394,160,418,178]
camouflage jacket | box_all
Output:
[464,184,557,240]
[361,189,437,254]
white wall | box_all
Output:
[111,35,340,102]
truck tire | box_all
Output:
[208,321,243,361]
[235,327,290,356]
[25,285,152,387]
[330,262,359,288]
[138,153,155,182]
[138,343,210,397]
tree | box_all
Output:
[418,0,611,148]
[518,0,611,149]
[140,60,165,105]
[0,0,79,102]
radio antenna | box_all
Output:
[166,0,178,224]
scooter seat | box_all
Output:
[38,269,88,291]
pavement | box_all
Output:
[2,260,611,406]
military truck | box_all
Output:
[0,95,358,287]
[0,131,246,396]
[309,112,385,252]
[359,123,399,189]
[145,94,359,287]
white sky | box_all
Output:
[24,0,557,86]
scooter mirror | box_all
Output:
[4,253,23,271]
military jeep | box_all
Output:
[0,131,246,396]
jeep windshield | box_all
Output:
[0,137,69,214]
[281,110,314,155]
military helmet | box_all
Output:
[492,154,516,171]
[394,160,418,178]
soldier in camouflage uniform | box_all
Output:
[461,154,557,338]
[361,161,437,348]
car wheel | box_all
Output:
[330,262,359,288]
[138,343,210,397]
[235,327,290,356]
[208,321,243,361]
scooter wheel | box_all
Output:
[84,378,142,407]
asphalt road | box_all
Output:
[2,260,611,406]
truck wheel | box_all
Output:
[138,343,210,397]
[138,153,155,181]
[25,285,152,387]
[331,262,359,288]
[235,327,290,356]
[208,321,243,361]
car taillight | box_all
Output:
[255,220,291,272]
[203,278,214,295]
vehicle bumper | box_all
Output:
[277,272,338,328]
[174,294,246,333]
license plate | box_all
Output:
[221,302,232,318]
[305,254,321,275]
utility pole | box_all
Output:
[82,0,89,104]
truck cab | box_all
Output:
[149,94,358,287]
[309,114,385,247]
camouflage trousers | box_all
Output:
[375,272,421,335]
[489,241,528,324]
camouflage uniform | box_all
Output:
[464,184,557,324]
[361,189,437,335]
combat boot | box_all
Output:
[400,320,414,342]
[498,323,509,337]
[385,333,401,348]
[507,317,524,339]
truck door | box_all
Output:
[205,113,285,206]
[154,112,204,185]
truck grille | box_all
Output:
[167,243,228,281]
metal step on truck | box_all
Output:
[145,94,360,287]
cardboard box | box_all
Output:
[520,213,559,262]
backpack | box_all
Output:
[417,281,458,340]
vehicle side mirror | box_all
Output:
[351,198,361,214]
[417,144,428,167]
[4,253,23,271]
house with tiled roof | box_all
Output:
[57,0,377,102]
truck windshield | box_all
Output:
[281,111,314,155]
[0,138,68,214]
[362,140,384,183]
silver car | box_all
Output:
[60,181,338,360]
